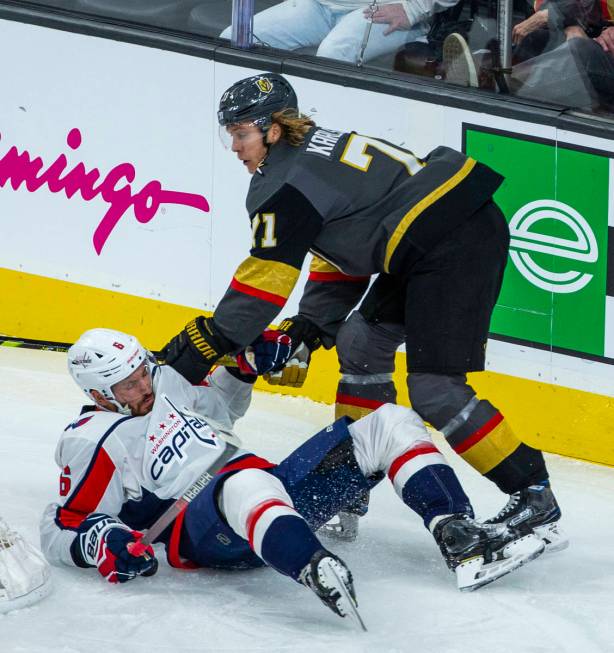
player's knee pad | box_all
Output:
[408,373,476,430]
[348,403,435,477]
[337,311,400,375]
[219,469,295,541]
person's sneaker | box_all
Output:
[432,513,545,591]
[485,483,568,553]
[442,32,478,87]
[298,550,366,630]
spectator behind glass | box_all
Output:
[220,0,461,66]
[443,0,614,113]
[511,0,595,61]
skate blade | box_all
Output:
[317,523,358,542]
[319,559,367,632]
[317,514,359,542]
[534,522,569,553]
[456,534,545,592]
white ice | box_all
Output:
[1,347,613,653]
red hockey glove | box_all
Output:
[73,514,158,584]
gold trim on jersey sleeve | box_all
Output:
[309,256,341,273]
[234,256,300,299]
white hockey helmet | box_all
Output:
[67,328,154,414]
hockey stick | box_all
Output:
[137,442,239,547]
[0,335,73,353]
[0,335,238,367]
[129,406,243,553]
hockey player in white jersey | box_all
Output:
[41,328,545,626]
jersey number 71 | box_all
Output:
[340,134,424,176]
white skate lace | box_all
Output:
[494,492,521,520]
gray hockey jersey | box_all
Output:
[213,127,503,347]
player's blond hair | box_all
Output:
[271,109,316,147]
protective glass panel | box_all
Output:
[24,0,614,117]
[226,0,614,118]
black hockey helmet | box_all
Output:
[217,73,298,129]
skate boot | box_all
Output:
[318,491,369,542]
[298,549,366,631]
[432,514,545,591]
[485,482,568,553]
[318,511,360,542]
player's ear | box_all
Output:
[266,123,282,145]
[90,389,117,412]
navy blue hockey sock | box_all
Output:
[396,465,473,527]
[258,515,321,581]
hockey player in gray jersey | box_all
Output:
[163,73,505,380]
[41,327,545,627]
[162,73,565,549]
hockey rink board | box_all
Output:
[0,18,613,465]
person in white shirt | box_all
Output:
[221,0,460,65]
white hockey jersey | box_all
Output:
[40,365,253,567]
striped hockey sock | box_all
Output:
[335,375,396,421]
[440,398,547,494]
[388,445,473,526]
[247,500,321,580]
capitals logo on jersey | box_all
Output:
[148,394,219,481]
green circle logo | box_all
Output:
[509,200,598,294]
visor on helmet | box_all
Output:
[218,117,270,150]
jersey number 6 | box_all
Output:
[59,471,72,497]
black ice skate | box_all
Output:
[485,483,568,553]
[298,550,367,631]
[432,514,545,591]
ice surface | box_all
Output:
[1,347,613,653]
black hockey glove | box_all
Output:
[264,315,322,388]
[72,514,158,584]
[160,316,236,384]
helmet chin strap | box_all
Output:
[91,394,133,416]
[98,357,158,416]
[112,400,133,416]
[260,120,276,156]
[255,142,270,173]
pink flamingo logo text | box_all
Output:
[0,128,210,254]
